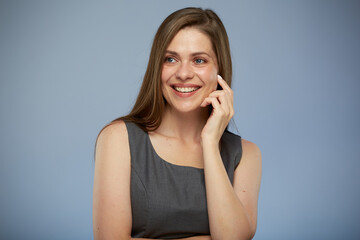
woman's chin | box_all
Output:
[167,103,207,115]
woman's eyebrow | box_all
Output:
[191,51,211,57]
[165,50,179,56]
[165,50,212,57]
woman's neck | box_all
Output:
[155,106,209,143]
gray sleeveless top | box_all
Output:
[125,121,242,239]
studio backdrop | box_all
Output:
[0,0,359,239]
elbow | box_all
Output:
[240,217,258,240]
[248,219,258,239]
[238,229,256,240]
[212,234,253,240]
[240,229,256,240]
[242,222,257,240]
[244,225,257,240]
[242,213,258,239]
[210,211,258,240]
[247,229,256,240]
[211,227,256,240]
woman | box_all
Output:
[93,7,262,240]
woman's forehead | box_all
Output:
[166,27,214,55]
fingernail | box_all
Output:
[217,74,223,79]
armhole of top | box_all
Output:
[123,121,133,159]
[234,136,243,169]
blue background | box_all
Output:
[1,0,359,239]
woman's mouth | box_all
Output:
[171,84,201,97]
[173,86,200,93]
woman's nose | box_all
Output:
[175,62,194,80]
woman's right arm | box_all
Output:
[93,121,133,239]
[93,121,211,240]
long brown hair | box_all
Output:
[115,7,232,131]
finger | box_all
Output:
[207,91,230,112]
[217,75,233,95]
[206,97,226,118]
[208,90,233,112]
[217,76,233,104]
[200,98,210,107]
[208,90,230,103]
[200,96,221,109]
[208,89,234,118]
[202,96,233,121]
[217,75,229,90]
[200,96,218,107]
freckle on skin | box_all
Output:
[242,190,246,192]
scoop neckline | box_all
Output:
[146,134,205,171]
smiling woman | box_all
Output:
[161,27,218,114]
[93,7,262,240]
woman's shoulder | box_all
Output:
[241,138,260,152]
[240,138,261,163]
[96,120,129,148]
[95,120,132,171]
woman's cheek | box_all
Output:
[161,66,170,83]
[211,73,218,90]
[198,68,217,83]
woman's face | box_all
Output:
[161,27,218,113]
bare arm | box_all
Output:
[132,237,211,240]
[202,139,262,240]
[93,121,212,240]
[201,76,262,239]
[93,121,133,239]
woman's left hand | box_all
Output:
[200,75,234,144]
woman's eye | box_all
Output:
[165,57,176,63]
[194,58,206,64]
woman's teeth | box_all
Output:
[174,87,200,93]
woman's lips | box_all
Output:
[173,86,200,93]
[171,84,201,97]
